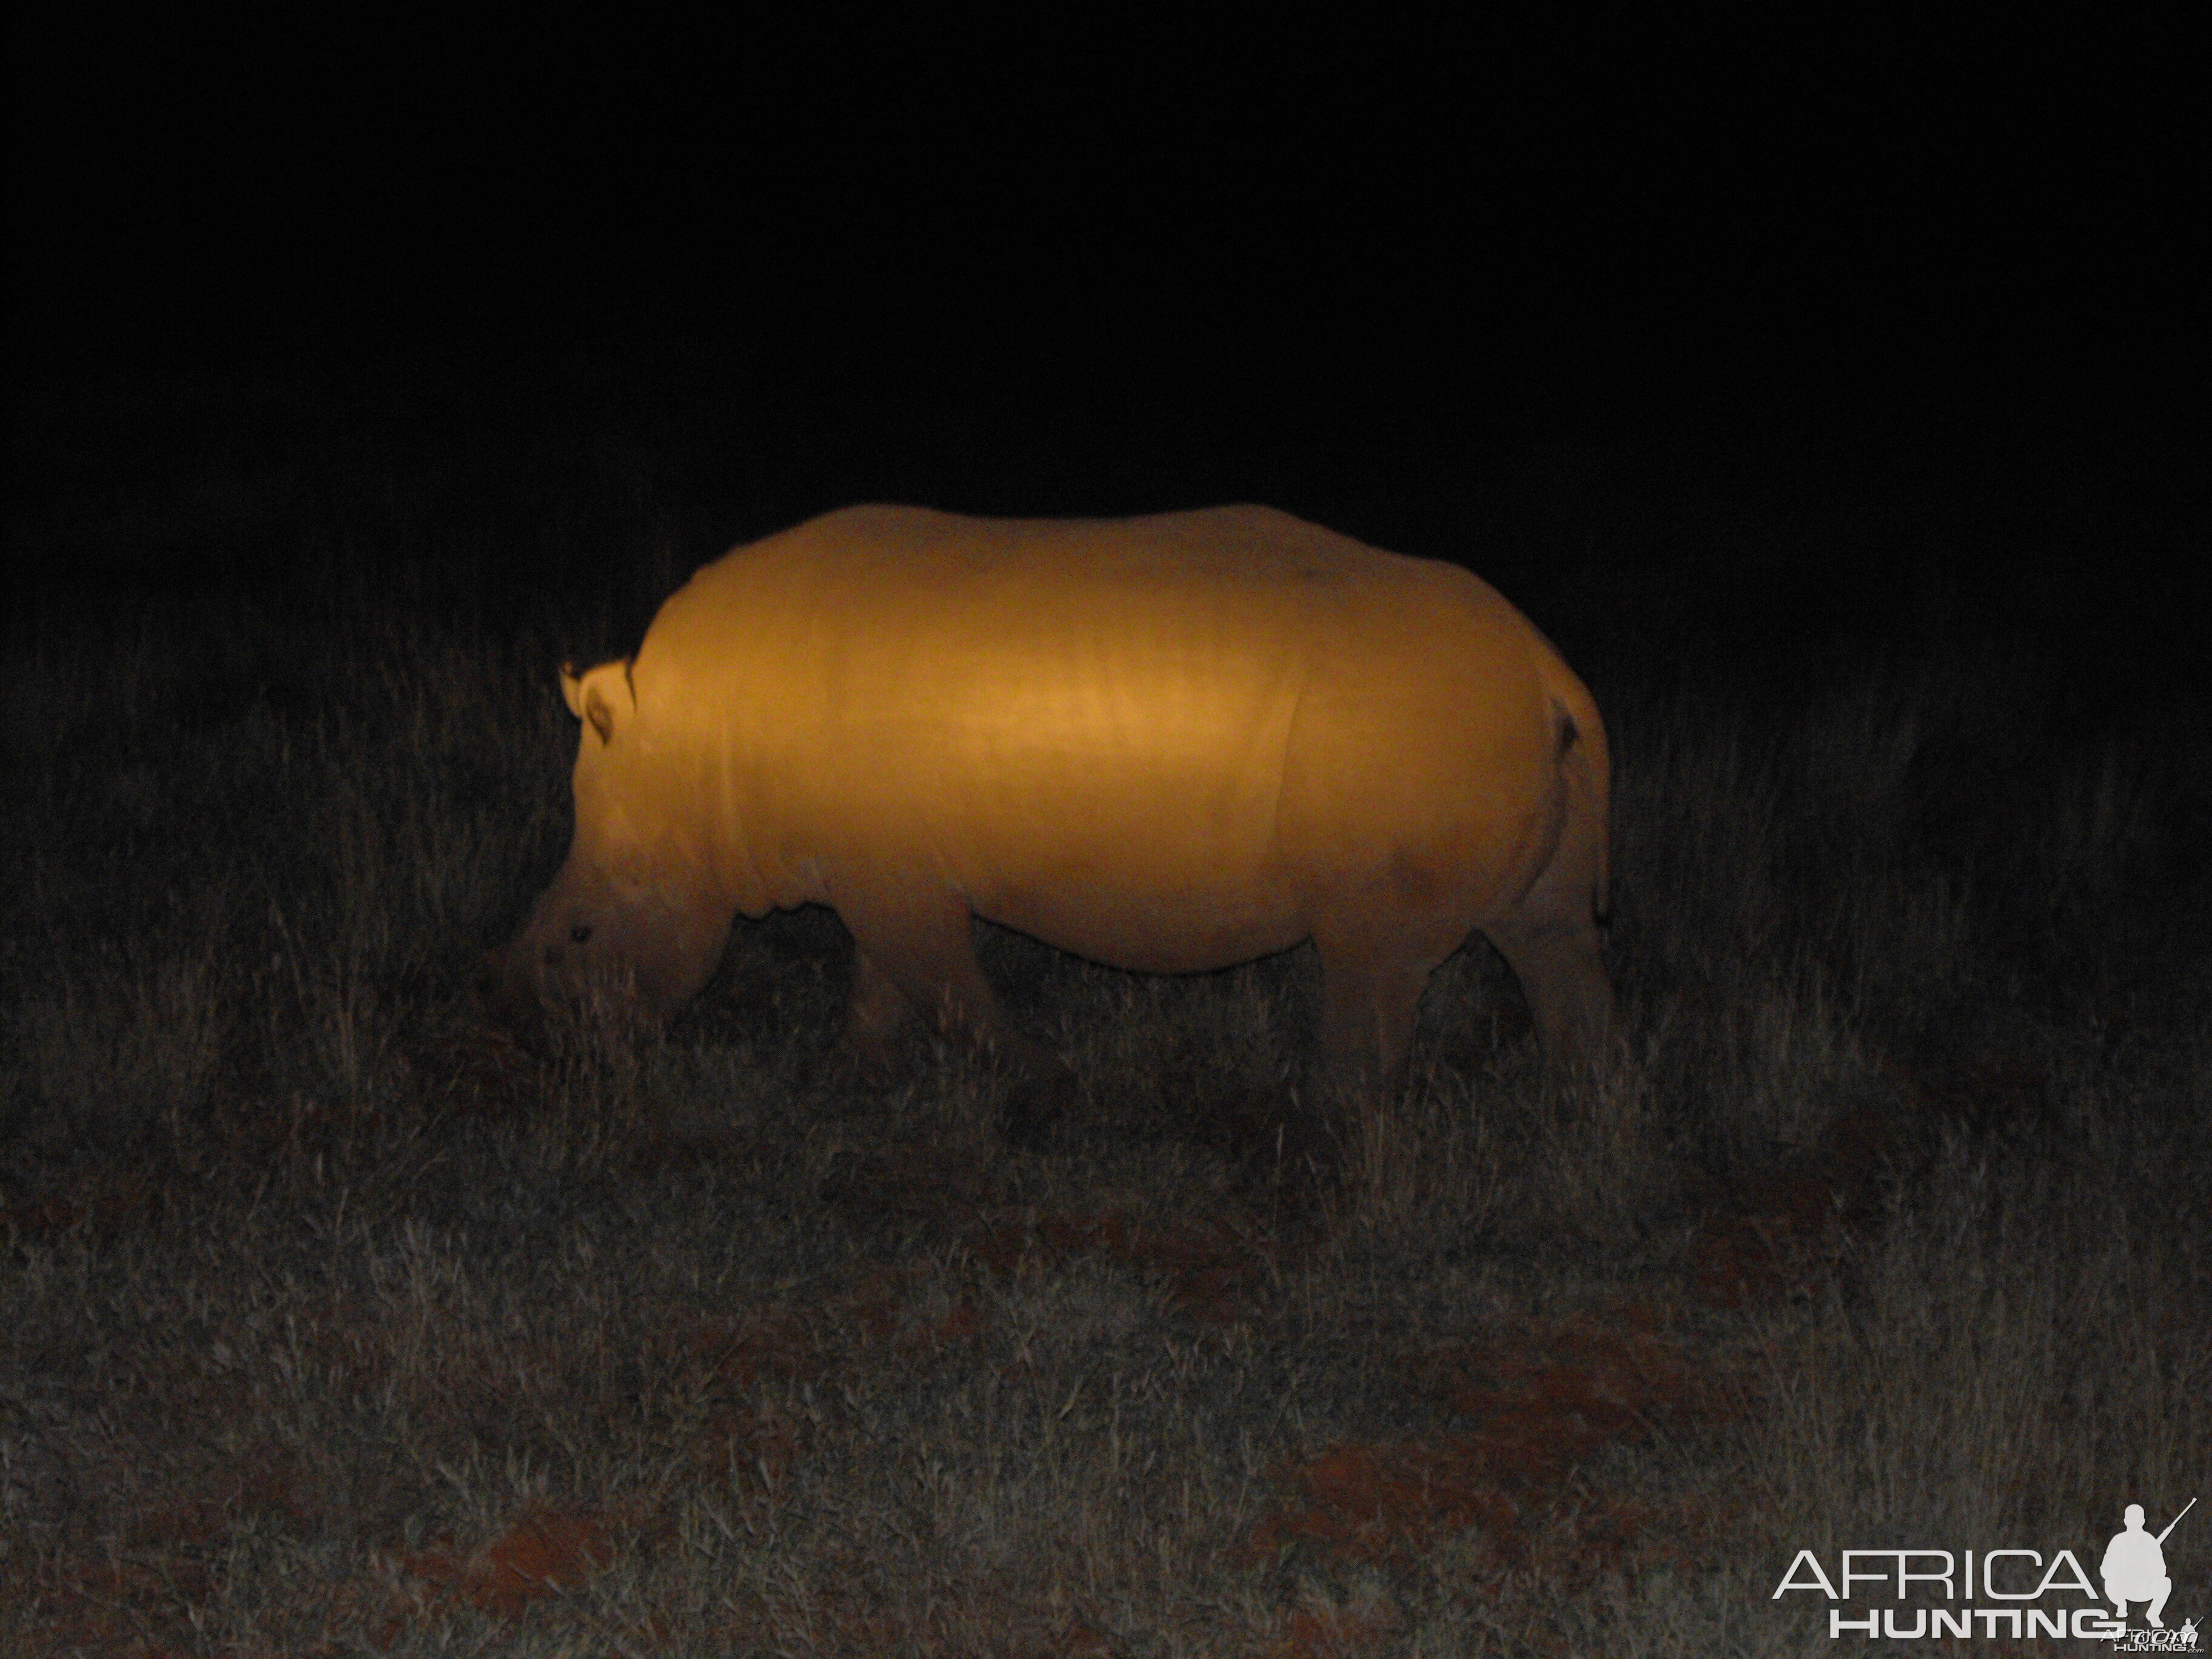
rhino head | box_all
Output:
[478,659,731,1044]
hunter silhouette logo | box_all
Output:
[2105,1500,2191,1627]
[2103,1498,2199,1651]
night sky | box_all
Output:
[8,18,2205,685]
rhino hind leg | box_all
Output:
[1482,765,1615,1071]
[1490,917,1610,1068]
[1484,905,1612,1073]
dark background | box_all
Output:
[7,16,2205,709]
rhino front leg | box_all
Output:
[842,945,917,1070]
[837,887,1075,1141]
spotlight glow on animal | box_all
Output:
[482,506,1612,1118]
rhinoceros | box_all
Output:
[481,504,1611,1121]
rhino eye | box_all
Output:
[570,924,594,944]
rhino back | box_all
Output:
[630,507,1570,965]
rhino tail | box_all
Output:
[1545,669,1612,927]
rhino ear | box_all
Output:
[560,659,634,745]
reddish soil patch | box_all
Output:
[1247,1305,1727,1573]
[400,1506,617,1620]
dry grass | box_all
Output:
[3,578,2205,1656]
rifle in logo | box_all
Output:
[2159,1500,2199,1547]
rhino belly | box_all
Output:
[970,871,1312,974]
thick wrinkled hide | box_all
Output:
[483,506,1612,1101]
